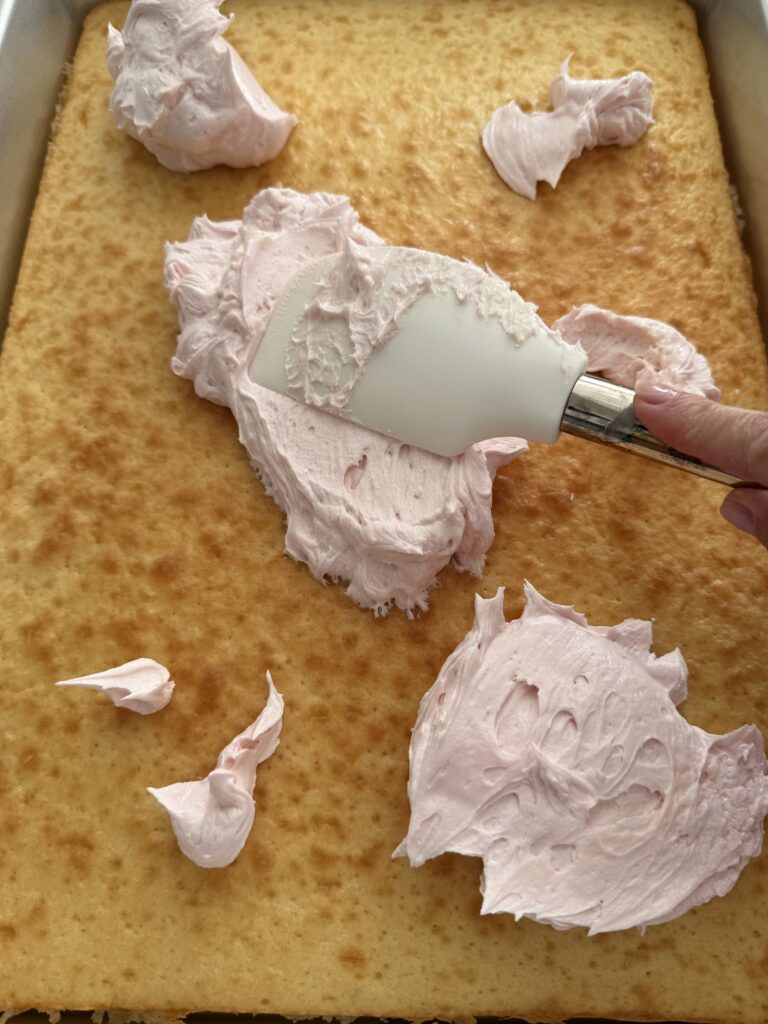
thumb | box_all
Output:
[633,383,768,486]
[721,488,768,547]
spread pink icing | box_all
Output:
[55,658,174,714]
[107,0,296,172]
[164,188,528,615]
[553,303,720,399]
[148,672,283,868]
[395,584,768,934]
[482,57,654,199]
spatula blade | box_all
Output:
[249,246,587,457]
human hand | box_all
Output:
[633,383,768,548]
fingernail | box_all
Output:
[721,496,757,537]
[634,383,680,405]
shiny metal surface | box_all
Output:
[695,0,768,338]
[0,0,95,337]
[562,374,742,486]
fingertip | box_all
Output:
[632,383,690,437]
[633,382,700,454]
[633,382,682,407]
[721,488,768,549]
[720,493,756,536]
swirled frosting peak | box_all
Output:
[395,584,768,934]
[553,303,721,399]
[482,57,654,199]
[148,672,283,868]
[164,188,528,614]
[55,658,174,714]
[107,0,296,172]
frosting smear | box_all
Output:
[395,584,768,934]
[165,189,528,615]
[483,57,654,199]
[553,303,721,399]
[107,0,296,172]
[148,671,283,868]
[55,658,174,714]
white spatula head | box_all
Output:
[249,244,587,457]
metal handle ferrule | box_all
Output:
[561,375,741,487]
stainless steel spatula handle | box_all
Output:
[563,375,741,487]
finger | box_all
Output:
[634,383,768,486]
[721,487,768,548]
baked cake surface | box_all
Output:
[1,0,767,1020]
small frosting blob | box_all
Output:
[55,658,174,714]
[395,584,768,934]
[148,672,283,868]
[553,303,721,399]
[107,0,296,172]
[482,56,654,199]
[164,188,528,615]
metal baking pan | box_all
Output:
[1,0,767,344]
[0,2,766,1023]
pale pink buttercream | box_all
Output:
[164,189,527,615]
[482,57,654,199]
[553,303,720,399]
[107,0,296,172]
[395,584,768,934]
[55,658,174,714]
[148,672,283,868]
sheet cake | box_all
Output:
[1,0,767,1020]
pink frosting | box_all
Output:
[164,189,527,614]
[107,0,296,172]
[395,584,768,934]
[55,658,174,714]
[482,57,654,199]
[553,303,721,399]
[148,672,283,868]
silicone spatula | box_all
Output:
[249,247,739,486]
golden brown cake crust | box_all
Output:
[0,1,767,1020]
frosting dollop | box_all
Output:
[395,584,768,934]
[55,658,174,714]
[553,303,721,399]
[107,0,296,172]
[482,57,654,199]
[164,188,527,615]
[148,672,283,868]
